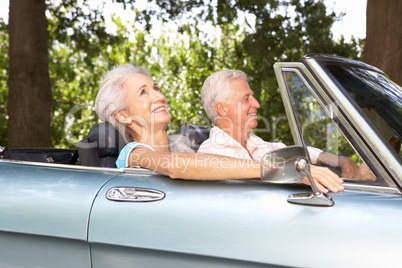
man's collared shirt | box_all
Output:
[197,126,322,162]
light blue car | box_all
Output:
[1,54,401,268]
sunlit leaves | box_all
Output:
[0,20,8,145]
[0,0,364,148]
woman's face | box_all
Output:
[121,73,171,129]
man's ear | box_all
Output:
[114,110,132,124]
[215,102,227,116]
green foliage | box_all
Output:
[1,0,365,148]
[146,0,363,144]
[47,12,153,147]
[152,22,248,134]
[0,20,8,146]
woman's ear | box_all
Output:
[215,102,227,116]
[114,110,132,124]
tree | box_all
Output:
[0,20,8,146]
[8,0,51,147]
[364,0,402,86]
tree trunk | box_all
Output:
[364,0,402,86]
[8,0,52,147]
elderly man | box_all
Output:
[198,69,357,193]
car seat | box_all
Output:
[76,122,126,167]
[77,123,210,167]
[174,124,210,151]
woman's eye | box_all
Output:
[140,89,146,95]
[154,86,160,91]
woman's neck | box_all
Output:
[131,124,170,152]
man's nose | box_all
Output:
[252,96,260,108]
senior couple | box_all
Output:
[95,64,354,193]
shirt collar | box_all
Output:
[210,126,264,151]
[210,126,243,148]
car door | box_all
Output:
[0,161,119,268]
[88,172,402,268]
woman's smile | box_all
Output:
[152,105,168,113]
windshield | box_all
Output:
[326,65,402,146]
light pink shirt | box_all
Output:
[197,126,322,162]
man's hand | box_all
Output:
[339,157,358,178]
[353,163,376,181]
[299,165,344,193]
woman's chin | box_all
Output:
[154,114,171,126]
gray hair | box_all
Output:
[201,69,248,123]
[95,64,151,140]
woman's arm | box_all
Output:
[128,147,261,180]
[129,147,344,192]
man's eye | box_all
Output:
[140,89,146,95]
[154,86,160,91]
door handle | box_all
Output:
[106,187,165,202]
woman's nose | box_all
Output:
[152,89,166,103]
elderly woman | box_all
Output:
[95,64,344,192]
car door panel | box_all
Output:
[0,162,118,267]
[0,231,91,268]
[89,172,402,267]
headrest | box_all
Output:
[175,125,210,151]
[78,122,126,157]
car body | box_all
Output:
[0,54,401,268]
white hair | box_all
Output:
[95,64,151,141]
[201,69,248,123]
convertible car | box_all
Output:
[1,54,401,268]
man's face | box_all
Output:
[222,78,260,134]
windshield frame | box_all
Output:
[301,54,401,185]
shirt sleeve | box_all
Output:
[116,142,155,168]
[307,146,324,164]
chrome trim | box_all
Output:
[280,65,396,187]
[0,159,153,174]
[289,158,335,207]
[260,146,305,184]
[343,183,401,195]
[274,63,304,145]
[288,191,334,207]
[106,187,165,202]
[305,59,401,183]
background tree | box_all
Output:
[0,20,8,146]
[364,0,402,86]
[8,0,51,147]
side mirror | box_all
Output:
[261,146,334,207]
